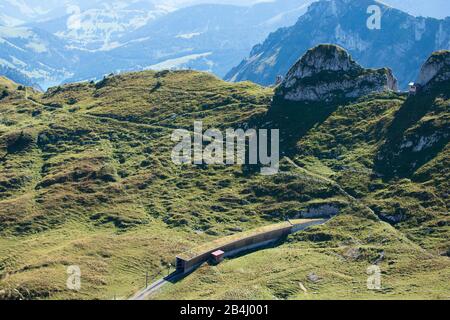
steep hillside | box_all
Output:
[0,47,448,300]
[226,0,450,89]
[1,70,338,299]
[267,46,449,254]
[156,48,450,300]
[156,214,449,299]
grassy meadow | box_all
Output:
[0,70,448,299]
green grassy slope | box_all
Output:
[0,70,448,300]
[156,81,450,300]
[288,90,449,255]
[156,215,449,300]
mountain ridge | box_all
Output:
[1,0,449,89]
[274,44,398,103]
[226,0,450,89]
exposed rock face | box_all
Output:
[374,50,450,179]
[284,45,358,84]
[226,0,450,89]
[416,50,450,88]
[275,45,398,103]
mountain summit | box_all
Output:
[275,44,398,102]
[416,50,450,89]
[226,0,450,89]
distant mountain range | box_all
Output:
[0,0,124,27]
[65,0,313,83]
[0,0,449,89]
[380,0,450,19]
[0,25,79,89]
[226,0,450,89]
[0,0,312,89]
[25,1,168,51]
[0,65,39,88]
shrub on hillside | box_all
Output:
[4,131,35,153]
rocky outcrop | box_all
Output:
[275,45,398,103]
[374,50,450,179]
[226,0,450,89]
[416,50,450,88]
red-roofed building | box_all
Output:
[211,250,225,264]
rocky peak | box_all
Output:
[283,45,362,88]
[416,50,450,88]
[275,44,398,103]
[226,0,450,90]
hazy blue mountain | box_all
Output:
[0,1,272,27]
[1,0,312,87]
[26,1,168,51]
[383,0,450,19]
[2,0,447,27]
[64,0,314,83]
[226,0,450,89]
[0,65,39,89]
[0,25,81,88]
[1,0,448,89]
[0,0,164,26]
[0,0,62,26]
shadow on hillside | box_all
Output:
[212,235,288,263]
[374,83,450,181]
[265,97,344,155]
[164,271,186,284]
